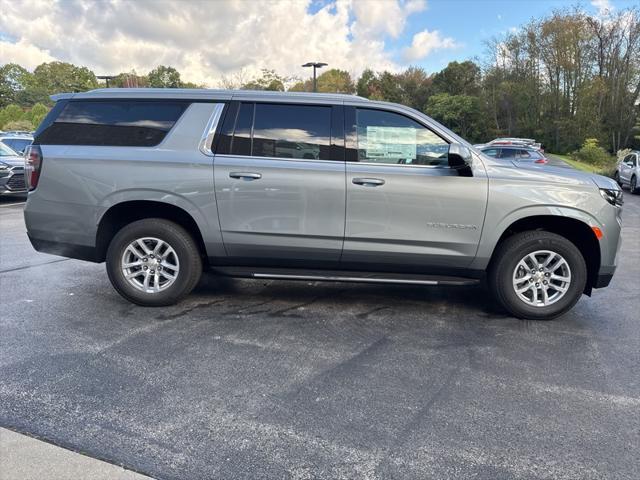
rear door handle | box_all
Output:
[229,172,262,180]
[352,177,385,187]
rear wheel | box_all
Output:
[106,219,202,306]
[631,175,638,194]
[489,231,587,320]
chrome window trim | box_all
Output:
[214,154,466,170]
[199,103,225,156]
[214,153,343,164]
[348,161,457,170]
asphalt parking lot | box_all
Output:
[1,192,639,480]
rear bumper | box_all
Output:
[28,234,100,263]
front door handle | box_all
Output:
[352,177,385,187]
[229,172,262,180]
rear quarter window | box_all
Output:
[35,100,188,147]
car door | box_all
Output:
[213,101,346,263]
[342,106,488,270]
[620,154,632,182]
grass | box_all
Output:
[548,153,616,177]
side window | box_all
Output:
[623,154,634,166]
[517,149,532,159]
[500,148,516,158]
[251,103,331,160]
[481,148,499,157]
[632,155,638,167]
[35,100,188,147]
[355,108,448,166]
[231,103,254,156]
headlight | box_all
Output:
[0,162,10,178]
[600,188,623,207]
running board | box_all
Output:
[211,267,480,287]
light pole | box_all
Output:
[302,62,327,92]
[97,75,116,88]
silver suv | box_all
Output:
[23,89,623,320]
[614,151,640,194]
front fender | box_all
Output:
[470,204,602,270]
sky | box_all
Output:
[0,0,635,87]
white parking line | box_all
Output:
[0,201,26,208]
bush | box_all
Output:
[571,138,612,165]
[2,119,34,131]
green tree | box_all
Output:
[356,68,376,97]
[426,93,485,141]
[0,63,33,107]
[27,103,49,128]
[242,69,287,91]
[3,119,34,131]
[147,66,182,88]
[316,69,354,93]
[32,62,99,97]
[0,104,25,129]
[432,61,481,96]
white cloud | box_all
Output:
[0,0,452,86]
[403,29,457,62]
[591,0,614,17]
[0,39,55,69]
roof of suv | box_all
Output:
[52,88,370,104]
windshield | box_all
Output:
[0,143,18,157]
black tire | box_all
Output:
[631,175,638,194]
[488,231,587,320]
[106,219,202,306]
[614,171,622,186]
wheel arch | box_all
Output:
[487,214,601,294]
[96,200,208,264]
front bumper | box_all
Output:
[0,167,26,194]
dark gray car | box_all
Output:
[23,89,623,320]
[0,142,26,195]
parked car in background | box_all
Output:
[0,142,27,196]
[24,88,622,320]
[480,145,549,165]
[490,138,544,152]
[0,133,34,155]
[614,151,639,194]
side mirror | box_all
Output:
[448,143,473,176]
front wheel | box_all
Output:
[489,231,587,320]
[106,219,202,306]
[614,171,622,186]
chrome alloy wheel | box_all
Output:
[121,237,180,293]
[512,250,571,307]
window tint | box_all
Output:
[517,149,532,159]
[355,109,448,166]
[36,100,187,146]
[500,148,516,158]
[251,104,331,160]
[0,143,16,156]
[4,138,31,153]
[231,103,254,156]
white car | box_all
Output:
[614,151,639,194]
[0,134,33,155]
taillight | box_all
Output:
[24,145,43,191]
[535,158,548,164]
